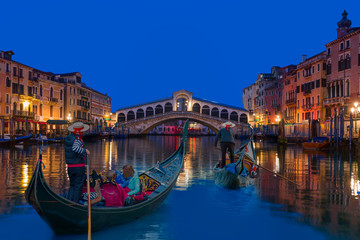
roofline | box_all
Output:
[192,97,248,112]
[116,97,173,111]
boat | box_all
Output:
[47,137,65,144]
[25,120,189,235]
[302,137,329,150]
[214,130,258,189]
[0,135,31,148]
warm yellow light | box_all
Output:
[351,107,355,113]
[23,101,30,108]
[357,107,360,112]
[355,102,358,108]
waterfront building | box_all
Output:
[295,52,327,123]
[242,84,256,125]
[0,51,65,135]
[282,69,297,124]
[87,86,112,132]
[324,10,360,119]
[55,72,92,126]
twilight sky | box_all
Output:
[2,0,360,111]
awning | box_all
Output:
[47,120,70,125]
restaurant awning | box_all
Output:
[47,120,70,125]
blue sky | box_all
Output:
[2,0,360,111]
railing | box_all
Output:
[286,98,296,105]
[48,97,58,103]
[303,89,312,95]
[302,104,314,111]
[285,116,295,121]
[323,97,344,105]
[12,110,35,118]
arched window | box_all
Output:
[192,103,200,113]
[155,105,163,115]
[240,114,248,123]
[118,113,125,122]
[146,107,154,117]
[211,107,219,117]
[136,109,144,119]
[202,105,210,115]
[127,111,135,121]
[165,103,172,112]
[230,111,238,121]
[220,109,228,119]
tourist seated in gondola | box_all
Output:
[79,180,105,206]
[122,165,147,205]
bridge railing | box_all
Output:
[118,111,248,126]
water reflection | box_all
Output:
[1,137,360,239]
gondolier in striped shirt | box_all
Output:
[215,121,235,168]
[65,122,91,203]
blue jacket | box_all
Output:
[214,128,235,146]
[127,173,141,196]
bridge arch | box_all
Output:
[164,102,172,113]
[155,105,163,115]
[220,109,228,119]
[202,105,210,115]
[211,107,219,117]
[136,109,144,119]
[230,111,238,122]
[146,107,154,117]
[142,116,218,134]
[118,113,126,122]
[240,113,248,123]
[127,111,135,121]
[192,103,200,113]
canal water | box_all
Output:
[0,136,360,240]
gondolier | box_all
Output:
[215,121,235,168]
[65,122,91,203]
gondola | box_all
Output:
[25,120,189,235]
[0,135,31,148]
[214,129,258,189]
[302,137,329,150]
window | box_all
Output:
[13,67,17,76]
[298,72,300,78]
[312,66,314,73]
[316,79,320,88]
[346,40,350,49]
[340,42,344,51]
[6,77,11,87]
[40,85,43,96]
[317,96,320,104]
[317,64,320,72]
[28,71,32,80]
[6,63,10,73]
[19,69,23,78]
[6,106,9,114]
[327,48,331,55]
[6,94,10,104]
[60,89,63,100]
[50,106,53,117]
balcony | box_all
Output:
[285,116,295,121]
[302,104,314,111]
[323,97,344,105]
[12,110,35,118]
[285,98,296,105]
[48,97,58,103]
[303,89,312,96]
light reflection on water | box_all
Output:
[0,137,360,239]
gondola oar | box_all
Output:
[86,154,92,240]
[243,158,301,187]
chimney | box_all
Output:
[302,55,307,62]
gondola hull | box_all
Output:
[26,120,189,234]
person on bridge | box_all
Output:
[214,121,235,168]
[65,122,91,203]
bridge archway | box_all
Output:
[192,103,200,113]
[127,111,135,121]
[118,113,125,122]
[221,109,228,119]
[230,111,238,122]
[202,105,210,115]
[165,103,172,113]
[142,117,218,134]
[155,105,163,115]
[211,107,219,117]
[146,107,154,117]
[136,109,144,119]
[240,113,248,123]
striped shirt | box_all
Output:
[72,139,86,155]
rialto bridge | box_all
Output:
[115,90,249,134]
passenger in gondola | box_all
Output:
[122,165,147,205]
[65,122,91,203]
[214,121,236,168]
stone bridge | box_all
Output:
[115,90,249,134]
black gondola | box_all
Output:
[25,120,189,234]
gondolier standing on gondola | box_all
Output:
[215,121,235,168]
[65,122,91,202]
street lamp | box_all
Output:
[351,102,360,134]
[67,113,72,122]
[275,115,280,123]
